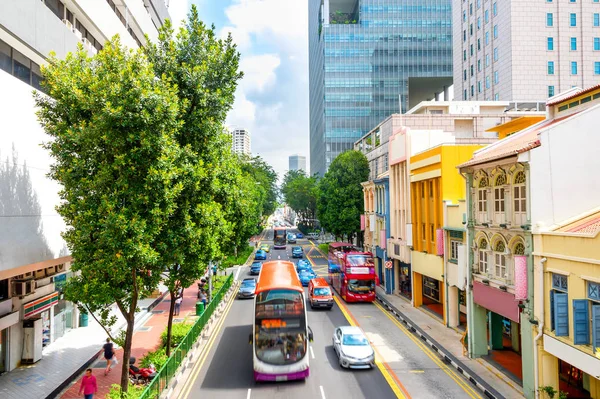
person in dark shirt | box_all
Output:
[102,338,115,376]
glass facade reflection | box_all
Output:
[309,0,453,176]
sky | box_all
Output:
[169,0,309,180]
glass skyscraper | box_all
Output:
[309,0,453,176]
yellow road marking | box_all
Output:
[373,302,483,399]
[409,370,424,373]
[334,296,409,399]
[178,284,239,399]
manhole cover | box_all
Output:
[151,310,165,314]
[137,326,152,332]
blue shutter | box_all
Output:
[573,300,589,344]
[554,293,569,337]
[550,290,555,331]
[593,305,600,353]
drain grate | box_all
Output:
[151,310,165,314]
[137,326,152,332]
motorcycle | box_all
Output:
[128,356,157,385]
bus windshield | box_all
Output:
[346,255,372,266]
[255,289,306,365]
[347,279,375,294]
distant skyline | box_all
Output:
[170,0,309,180]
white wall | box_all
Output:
[530,103,600,229]
[0,71,68,273]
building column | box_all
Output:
[470,303,488,357]
[489,312,504,350]
[413,272,423,308]
[447,285,459,328]
[539,350,559,392]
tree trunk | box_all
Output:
[165,290,176,356]
[120,310,136,393]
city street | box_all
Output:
[178,228,484,399]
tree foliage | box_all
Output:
[281,170,318,228]
[317,150,369,240]
[239,155,279,222]
[35,38,182,391]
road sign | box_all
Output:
[385,260,393,269]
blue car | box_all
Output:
[291,246,304,258]
[296,232,304,239]
[250,261,262,275]
[254,250,267,261]
[296,259,312,273]
[298,269,317,286]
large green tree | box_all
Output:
[317,150,369,240]
[35,38,182,392]
[144,6,243,354]
[240,155,278,222]
[281,170,318,229]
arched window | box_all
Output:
[494,240,507,279]
[513,171,526,224]
[477,176,489,222]
[478,238,489,274]
[513,241,525,255]
[493,173,506,223]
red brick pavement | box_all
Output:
[61,282,202,398]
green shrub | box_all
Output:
[221,245,253,268]
[318,243,329,255]
[160,322,193,348]
[139,347,168,370]
[106,384,145,399]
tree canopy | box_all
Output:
[317,150,369,240]
[281,170,318,229]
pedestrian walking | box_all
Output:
[102,338,116,376]
[200,290,208,307]
[79,368,97,399]
[174,295,183,316]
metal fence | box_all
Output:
[139,273,234,399]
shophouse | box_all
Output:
[409,144,484,324]
[356,100,544,304]
[362,180,375,254]
[0,0,169,373]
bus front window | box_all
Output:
[347,279,375,294]
[255,326,307,365]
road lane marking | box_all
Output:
[234,267,241,280]
[310,345,315,359]
[246,389,251,399]
[409,370,424,373]
[373,302,483,399]
[333,296,409,399]
[178,284,239,399]
[319,385,326,399]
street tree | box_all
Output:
[35,38,182,392]
[144,6,243,355]
[240,155,279,223]
[317,150,369,241]
[281,170,318,230]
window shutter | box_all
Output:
[554,293,569,337]
[593,305,600,353]
[550,290,555,331]
[573,300,589,345]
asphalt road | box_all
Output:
[180,228,483,399]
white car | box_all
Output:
[332,326,375,369]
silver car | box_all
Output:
[332,326,375,369]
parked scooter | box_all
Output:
[128,357,157,385]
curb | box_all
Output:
[375,294,504,399]
[48,289,170,399]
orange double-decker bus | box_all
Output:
[252,261,313,382]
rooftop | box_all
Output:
[555,210,600,236]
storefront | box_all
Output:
[411,251,445,321]
[52,273,74,341]
[397,261,412,300]
[23,292,59,349]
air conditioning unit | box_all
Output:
[46,266,56,276]
[34,269,46,279]
[13,280,36,297]
[16,272,34,281]
[62,19,73,31]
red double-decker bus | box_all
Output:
[327,243,376,303]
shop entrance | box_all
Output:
[558,359,592,398]
[458,289,467,329]
[422,276,443,319]
[484,311,523,383]
[398,262,412,300]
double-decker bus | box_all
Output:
[328,243,376,303]
[252,261,313,381]
[273,227,287,249]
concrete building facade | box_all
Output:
[453,0,600,102]
[0,0,169,373]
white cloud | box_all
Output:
[168,0,189,32]
[239,54,281,93]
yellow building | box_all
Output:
[409,144,484,323]
[533,209,600,398]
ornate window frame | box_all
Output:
[492,170,507,224]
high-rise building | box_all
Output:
[0,0,169,375]
[454,0,600,102]
[288,154,307,173]
[309,0,453,176]
[228,128,251,155]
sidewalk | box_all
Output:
[375,287,525,399]
[0,288,166,399]
[59,281,202,398]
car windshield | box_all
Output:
[342,334,369,346]
[347,279,375,294]
[314,287,331,296]
[241,280,256,287]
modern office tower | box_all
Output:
[229,128,252,155]
[0,0,169,374]
[454,0,600,102]
[309,0,453,176]
[289,154,307,173]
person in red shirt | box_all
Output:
[78,368,98,399]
